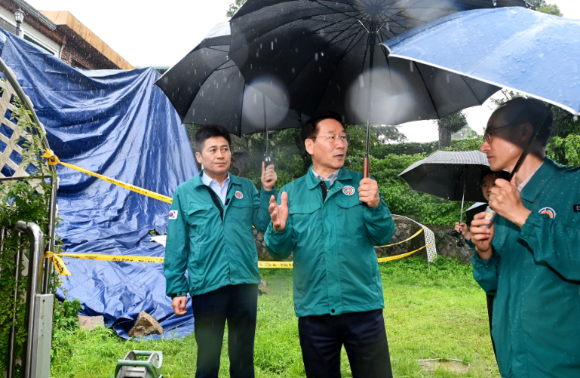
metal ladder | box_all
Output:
[114,351,163,378]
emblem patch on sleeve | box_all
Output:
[539,207,556,219]
[235,191,244,199]
[168,210,178,220]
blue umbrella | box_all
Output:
[382,7,580,116]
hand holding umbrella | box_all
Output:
[261,161,277,190]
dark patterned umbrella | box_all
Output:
[155,22,308,163]
[229,0,528,176]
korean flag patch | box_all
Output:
[168,210,178,220]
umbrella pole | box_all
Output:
[263,93,270,162]
[363,31,377,179]
[460,177,466,224]
[508,105,552,181]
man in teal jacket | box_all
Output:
[471,98,580,377]
[265,112,396,378]
[164,125,277,378]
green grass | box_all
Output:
[50,257,499,377]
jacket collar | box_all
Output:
[520,158,558,203]
[305,165,352,189]
[192,170,242,189]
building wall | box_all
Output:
[60,44,100,70]
[0,5,60,55]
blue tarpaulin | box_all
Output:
[0,30,198,338]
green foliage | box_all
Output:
[547,134,580,166]
[52,298,82,333]
[226,0,247,18]
[51,257,500,377]
[0,95,59,373]
[437,111,468,134]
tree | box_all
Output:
[527,0,563,16]
[226,0,247,18]
[452,126,477,140]
[437,111,468,148]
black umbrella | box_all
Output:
[229,0,527,176]
[399,151,490,222]
[155,22,307,163]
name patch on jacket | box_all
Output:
[168,210,178,220]
[539,207,556,219]
[574,204,580,212]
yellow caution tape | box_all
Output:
[375,229,423,248]
[46,251,71,276]
[47,244,431,275]
[42,150,173,204]
[258,261,294,269]
[376,245,430,263]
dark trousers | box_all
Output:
[486,294,497,359]
[298,309,393,378]
[190,284,258,378]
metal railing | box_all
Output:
[2,222,53,378]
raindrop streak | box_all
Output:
[271,41,274,50]
[410,61,414,72]
[446,74,450,83]
[254,94,257,103]
[192,108,196,116]
[315,52,319,61]
[194,69,196,74]
[292,67,296,73]
[574,116,578,122]
[359,75,365,88]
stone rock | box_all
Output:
[78,315,104,331]
[128,311,163,338]
[428,225,474,264]
[258,279,271,295]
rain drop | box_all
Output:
[319,67,322,73]
[192,108,196,116]
[315,52,319,61]
[271,41,274,50]
[256,51,260,57]
[321,52,324,56]
[292,67,296,73]
[446,74,450,83]
[194,69,196,74]
[275,38,278,42]
[359,75,364,88]
[409,61,414,72]
[493,0,497,5]
[201,90,204,97]
[254,93,257,103]
[574,116,578,122]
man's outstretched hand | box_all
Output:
[269,192,288,231]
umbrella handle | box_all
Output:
[264,157,273,183]
[363,157,370,178]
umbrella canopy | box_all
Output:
[229,0,527,126]
[465,202,488,226]
[155,22,306,137]
[399,151,490,202]
[383,7,580,116]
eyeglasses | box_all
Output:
[483,123,522,143]
[311,134,349,143]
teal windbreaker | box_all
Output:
[164,172,276,297]
[473,158,580,378]
[265,167,395,317]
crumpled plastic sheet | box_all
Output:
[0,29,198,339]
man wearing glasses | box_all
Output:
[265,112,396,378]
[470,97,580,378]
